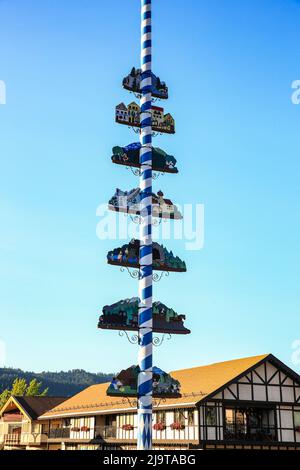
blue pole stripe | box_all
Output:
[141,135,152,146]
[139,309,152,324]
[140,244,152,256]
[142,54,152,65]
[141,70,152,79]
[142,39,152,49]
[141,101,152,111]
[142,24,152,33]
[142,11,151,20]
[140,355,153,371]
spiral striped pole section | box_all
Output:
[138,0,153,451]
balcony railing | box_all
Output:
[94,425,117,439]
[49,428,71,439]
[224,424,277,442]
[4,434,21,445]
[48,426,117,440]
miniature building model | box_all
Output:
[111,143,178,174]
[108,188,182,219]
[107,239,187,272]
[115,102,175,134]
[99,298,190,334]
[107,365,181,398]
[122,67,168,99]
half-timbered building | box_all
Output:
[1,354,300,450]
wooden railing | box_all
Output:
[224,424,277,442]
[49,428,71,439]
[94,425,117,439]
[4,434,21,445]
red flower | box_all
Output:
[295,426,300,433]
[153,422,166,431]
[81,426,90,432]
[122,424,134,431]
[170,422,185,430]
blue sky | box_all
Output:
[0,0,300,374]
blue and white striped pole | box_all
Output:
[138,0,153,451]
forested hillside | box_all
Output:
[0,368,114,397]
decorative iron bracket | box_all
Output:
[152,333,171,347]
[152,271,170,282]
[152,171,164,180]
[120,266,140,279]
[128,126,141,134]
[119,330,139,345]
[152,218,162,226]
[129,214,142,224]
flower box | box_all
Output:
[122,424,134,431]
[153,422,166,431]
[71,427,80,432]
[170,422,185,431]
[81,426,90,432]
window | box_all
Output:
[224,406,276,442]
[188,410,194,426]
[156,411,166,425]
[294,411,300,428]
[72,418,81,430]
[206,406,217,426]
[174,410,185,425]
[83,417,90,428]
[122,414,134,426]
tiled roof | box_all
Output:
[39,354,269,419]
[10,396,66,420]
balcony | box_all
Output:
[49,428,71,439]
[224,424,277,442]
[4,434,21,445]
[94,425,117,439]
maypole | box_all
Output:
[138,0,153,450]
[102,0,188,453]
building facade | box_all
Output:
[1,354,300,450]
[0,396,66,450]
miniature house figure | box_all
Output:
[98,298,190,334]
[122,67,168,99]
[115,102,175,134]
[107,239,187,272]
[106,365,181,397]
[111,143,178,174]
[108,187,182,219]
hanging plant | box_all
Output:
[153,422,166,431]
[122,424,134,431]
[170,422,185,431]
[81,426,90,432]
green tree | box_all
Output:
[0,389,11,409]
[0,378,48,409]
[11,378,27,396]
[26,378,48,397]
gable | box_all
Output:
[210,359,300,404]
[0,397,32,421]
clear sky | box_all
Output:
[0,0,300,374]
